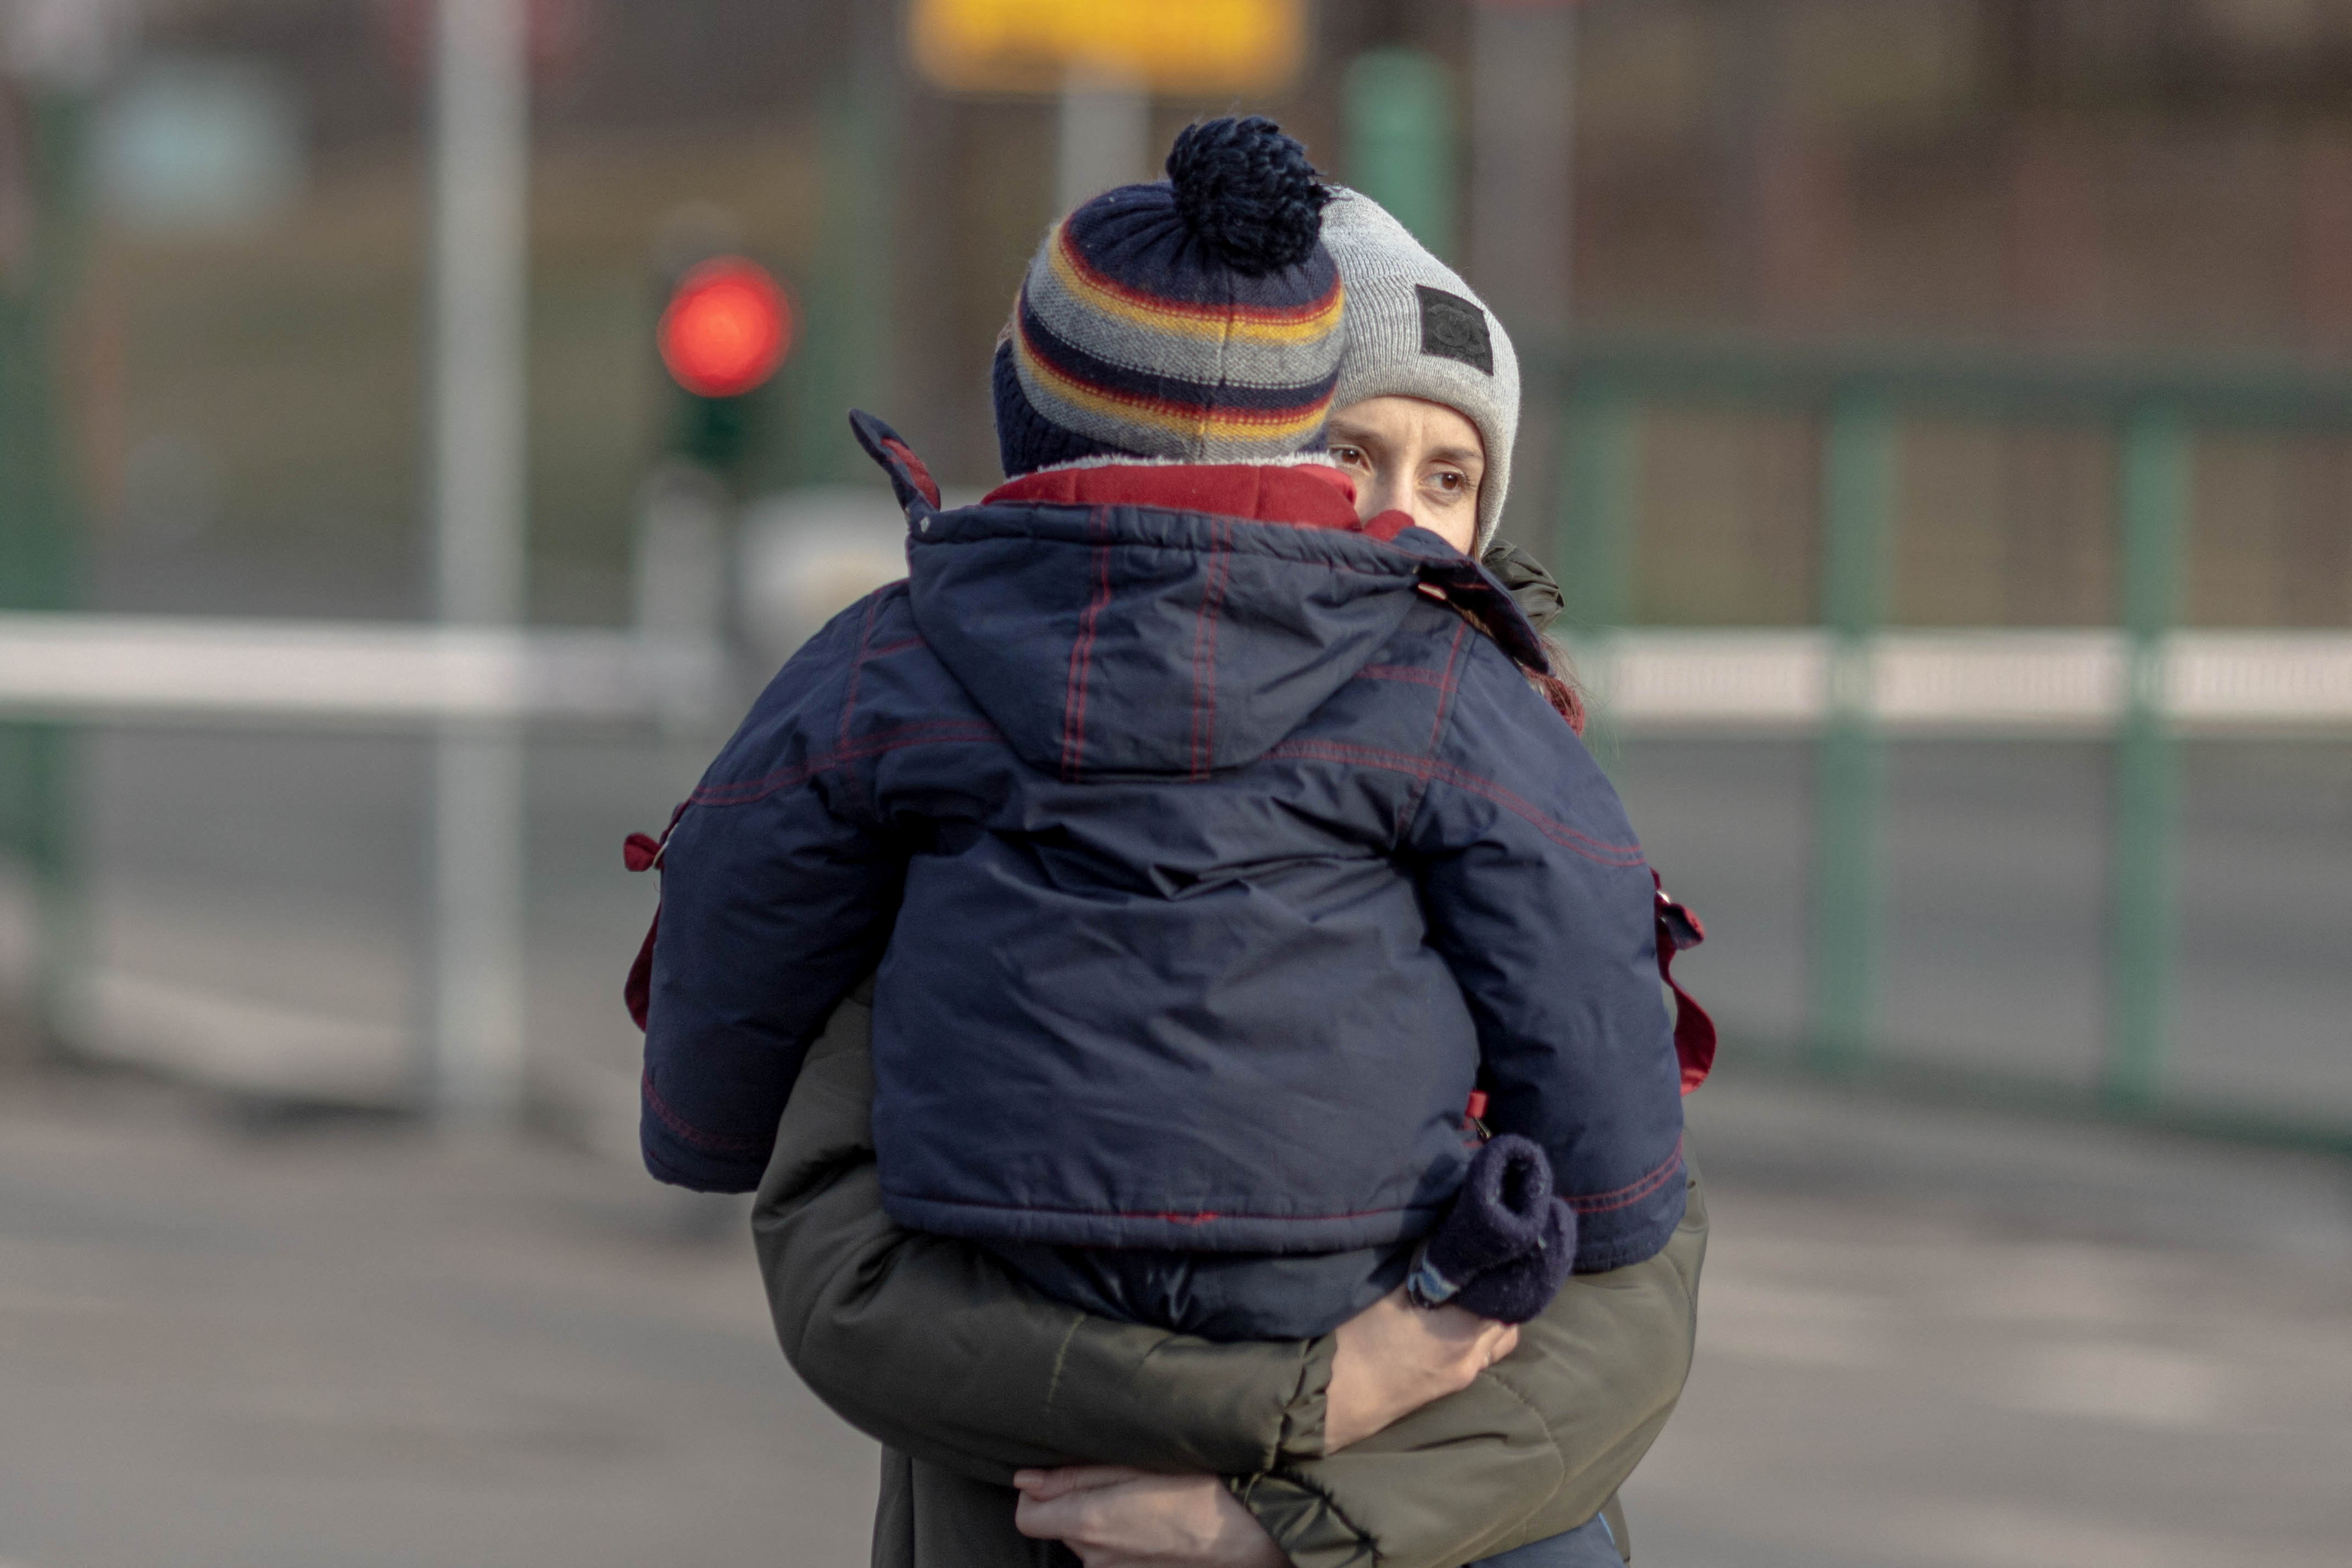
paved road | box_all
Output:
[3,1065,2347,1568]
[0,1073,871,1568]
[1635,1074,2352,1568]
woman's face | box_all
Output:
[1325,395,1486,554]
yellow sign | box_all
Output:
[909,0,1306,94]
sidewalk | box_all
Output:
[1,1063,2346,1568]
[1638,1073,2352,1568]
[0,1073,871,1568]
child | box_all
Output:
[633,118,1688,1342]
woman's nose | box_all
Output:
[1359,468,1408,522]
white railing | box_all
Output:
[1579,629,2352,735]
[0,612,725,1125]
[9,616,2345,734]
[0,614,721,726]
[3,613,2344,1121]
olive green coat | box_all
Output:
[753,985,1707,1567]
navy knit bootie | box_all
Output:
[1406,1134,1579,1325]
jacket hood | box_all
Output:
[849,411,1545,780]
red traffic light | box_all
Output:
[659,257,794,399]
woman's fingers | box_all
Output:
[1014,1471,1289,1567]
[1481,1321,1521,1366]
[1012,1483,1090,1540]
[1013,1464,1156,1500]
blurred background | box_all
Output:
[1,3,2347,1566]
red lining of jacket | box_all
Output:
[985,462,1384,532]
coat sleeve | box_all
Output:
[753,984,1710,1568]
[1408,648,1690,1274]
[1235,1166,1706,1568]
[639,605,908,1192]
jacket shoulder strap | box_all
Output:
[848,409,942,518]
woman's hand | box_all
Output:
[1013,1466,1289,1567]
[1325,1287,1519,1452]
[1008,1294,1516,1562]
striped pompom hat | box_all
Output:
[994,116,1345,477]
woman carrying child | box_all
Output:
[633,120,1710,1568]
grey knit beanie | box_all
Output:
[1322,187,1520,550]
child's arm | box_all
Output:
[638,603,910,1193]
[1408,646,1691,1275]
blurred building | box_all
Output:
[3,0,2349,1124]
[24,1,2347,637]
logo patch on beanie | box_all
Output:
[1417,286,1494,375]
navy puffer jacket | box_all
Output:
[638,415,1686,1276]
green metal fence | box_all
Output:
[1537,332,2352,1143]
[0,88,89,1055]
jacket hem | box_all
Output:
[1569,1171,1689,1275]
[879,1188,1446,1253]
[641,1117,767,1194]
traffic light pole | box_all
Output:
[1470,0,1577,573]
[1469,1,1575,334]
[1341,47,1459,263]
[1056,64,1149,216]
[427,0,530,1124]
[0,84,93,1063]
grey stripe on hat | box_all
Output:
[1323,188,1521,551]
[1023,256,1345,394]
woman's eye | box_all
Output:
[1331,446,1368,466]
[1428,470,1464,494]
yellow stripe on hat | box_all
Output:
[1018,330,1334,444]
[1047,225,1344,348]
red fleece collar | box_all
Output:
[986,462,1393,534]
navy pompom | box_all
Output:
[1164,115,1331,276]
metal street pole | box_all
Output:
[2104,410,2189,1109]
[1470,0,1576,546]
[1056,64,1149,218]
[787,3,896,486]
[1469,1,1576,335]
[1342,46,1458,262]
[427,0,528,1123]
[1808,395,1898,1072]
[1,0,122,1061]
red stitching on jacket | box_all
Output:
[1264,738,1648,866]
[1188,516,1231,779]
[641,1069,770,1153]
[837,594,886,751]
[1061,510,1113,780]
[865,636,926,659]
[1562,1140,1686,1215]
[1426,622,1469,750]
[889,1187,1437,1226]
[1393,772,1431,844]
[688,721,1000,807]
